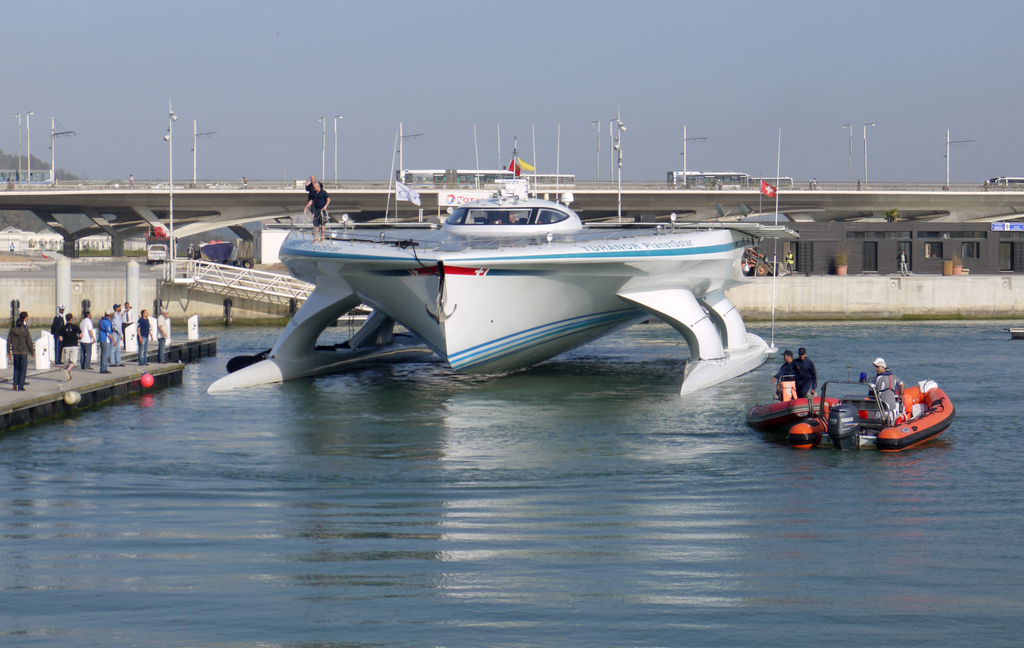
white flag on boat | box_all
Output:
[396,181,421,206]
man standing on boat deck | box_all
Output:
[305,181,330,242]
[872,358,905,425]
[792,347,817,399]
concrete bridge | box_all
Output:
[3,179,1023,256]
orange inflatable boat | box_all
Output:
[746,396,839,431]
[786,380,954,451]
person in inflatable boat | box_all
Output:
[872,358,905,426]
[770,350,798,402]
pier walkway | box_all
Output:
[0,337,217,433]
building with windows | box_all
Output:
[782,221,1022,275]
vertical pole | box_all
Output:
[50,117,55,185]
[193,120,197,186]
[946,129,950,186]
[27,112,32,183]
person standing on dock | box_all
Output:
[111,304,124,366]
[157,308,170,363]
[59,313,82,382]
[122,302,134,348]
[897,249,909,276]
[79,311,95,370]
[793,347,818,399]
[98,310,114,374]
[51,305,66,364]
[137,309,151,366]
[6,312,33,391]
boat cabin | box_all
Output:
[443,199,583,236]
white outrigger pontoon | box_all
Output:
[209,183,795,395]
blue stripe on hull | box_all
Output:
[448,308,644,371]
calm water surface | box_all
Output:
[1,320,1022,647]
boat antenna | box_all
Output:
[769,129,781,354]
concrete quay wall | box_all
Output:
[727,275,1024,319]
[6,274,1023,326]
[2,278,290,326]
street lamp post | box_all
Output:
[319,117,326,181]
[13,114,21,182]
[842,124,852,186]
[680,126,706,185]
[192,121,216,186]
[611,114,625,221]
[590,120,600,181]
[164,101,178,260]
[945,129,974,187]
[863,122,875,188]
[334,115,343,183]
[26,112,33,183]
[50,118,75,186]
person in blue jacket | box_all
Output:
[770,349,798,401]
[792,347,818,399]
[98,310,114,374]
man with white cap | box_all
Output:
[872,358,905,426]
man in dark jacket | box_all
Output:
[792,347,818,399]
[50,305,65,362]
[7,312,34,391]
[769,349,798,401]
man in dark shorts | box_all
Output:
[305,181,330,242]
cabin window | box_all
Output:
[445,208,533,225]
[1000,242,1014,271]
[536,209,569,225]
[924,242,943,259]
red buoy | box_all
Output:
[140,373,155,388]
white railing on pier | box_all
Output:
[164,259,313,305]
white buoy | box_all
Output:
[63,390,81,406]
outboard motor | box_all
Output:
[826,403,861,450]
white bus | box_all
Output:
[985,177,1024,187]
[397,169,516,187]
[667,171,750,189]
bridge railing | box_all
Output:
[8,179,1024,193]
[164,259,313,305]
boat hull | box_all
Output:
[746,397,838,431]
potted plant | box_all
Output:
[951,252,963,276]
[834,245,850,275]
[884,208,900,222]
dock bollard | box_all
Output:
[223,298,233,326]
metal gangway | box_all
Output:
[164,259,313,306]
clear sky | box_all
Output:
[3,0,1022,184]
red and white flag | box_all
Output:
[760,180,777,198]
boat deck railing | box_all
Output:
[282,220,795,253]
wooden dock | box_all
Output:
[0,337,216,433]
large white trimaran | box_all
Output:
[208,181,795,395]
